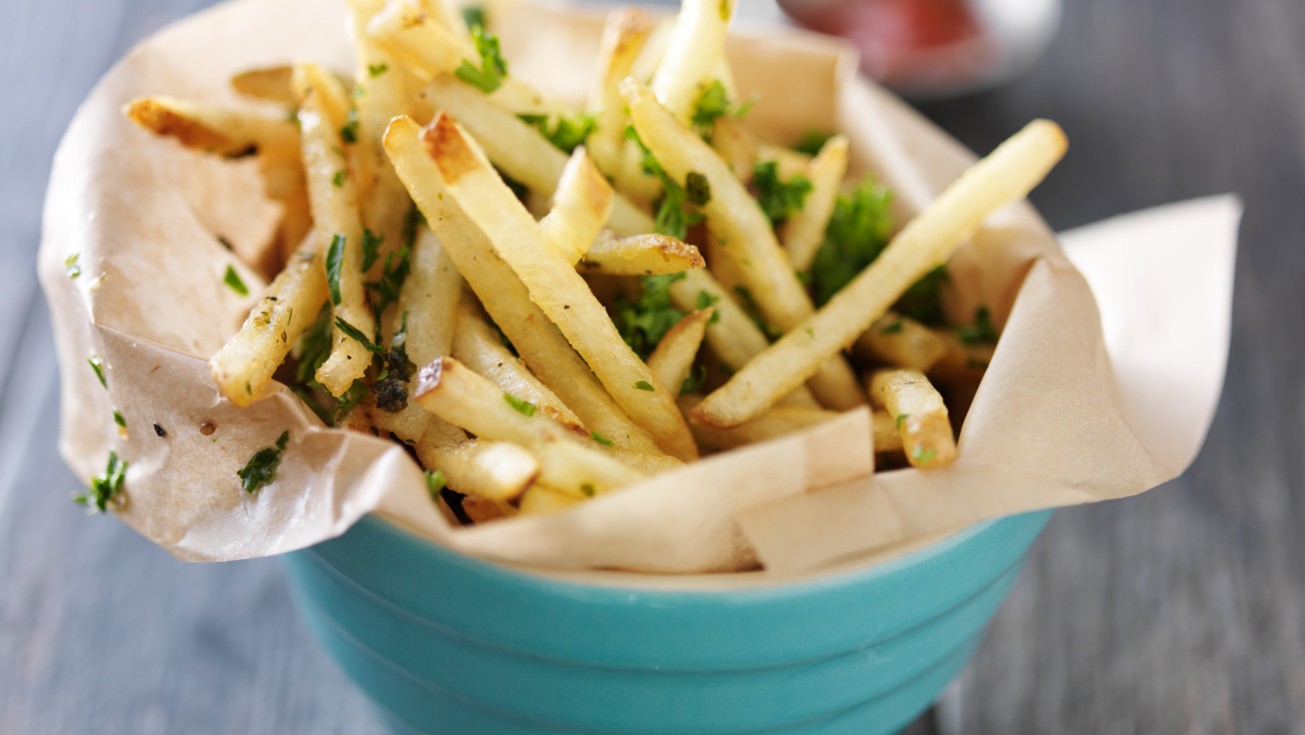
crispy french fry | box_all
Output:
[587,8,656,179]
[647,308,711,396]
[869,369,956,468]
[624,79,865,411]
[688,402,840,451]
[293,63,376,397]
[694,119,1067,427]
[710,115,758,182]
[854,311,948,372]
[539,148,613,264]
[419,113,698,460]
[518,485,584,515]
[231,66,355,105]
[580,231,705,276]
[123,96,299,160]
[452,300,583,430]
[418,438,539,501]
[384,115,664,454]
[463,495,519,522]
[210,245,328,406]
[603,448,684,475]
[781,135,848,272]
[367,0,466,80]
[421,76,654,236]
[871,409,904,454]
[649,0,737,121]
[535,441,646,497]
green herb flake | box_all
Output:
[680,364,707,395]
[425,469,447,498]
[455,24,509,93]
[368,62,389,78]
[65,253,81,278]
[74,450,128,513]
[333,380,368,424]
[719,0,731,21]
[332,169,347,188]
[752,160,812,226]
[625,127,705,239]
[223,265,250,296]
[957,306,999,346]
[879,320,904,335]
[614,273,687,358]
[361,228,383,273]
[113,409,126,428]
[590,431,615,447]
[518,112,596,153]
[912,445,937,466]
[793,130,833,156]
[634,380,655,392]
[580,483,596,498]
[896,413,908,430]
[334,317,385,352]
[365,209,416,317]
[339,108,360,144]
[461,5,487,29]
[87,355,107,388]
[695,290,722,324]
[326,234,346,305]
[503,393,537,417]
[373,312,415,413]
[810,177,894,306]
[685,172,712,206]
[689,79,752,138]
[804,326,815,337]
[237,431,290,494]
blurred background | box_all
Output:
[1,0,1302,733]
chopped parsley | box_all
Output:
[613,273,687,358]
[690,79,754,138]
[332,169,346,188]
[589,431,615,447]
[223,265,249,296]
[361,228,383,273]
[292,307,366,426]
[634,380,655,392]
[365,208,417,317]
[425,469,447,497]
[65,253,81,278]
[695,290,722,324]
[74,450,127,513]
[518,112,596,153]
[880,320,904,335]
[113,409,126,428]
[461,5,487,29]
[373,312,415,413]
[368,62,389,78]
[625,127,706,239]
[912,445,937,466]
[896,265,949,326]
[810,178,894,306]
[896,413,908,429]
[237,431,290,494]
[335,317,385,352]
[580,483,596,498]
[503,393,537,417]
[685,172,712,207]
[752,160,812,226]
[333,380,368,424]
[87,355,107,388]
[340,108,360,144]
[957,306,998,345]
[326,234,346,305]
[793,130,833,156]
[455,24,508,93]
[680,364,707,395]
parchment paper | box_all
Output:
[37,0,1238,577]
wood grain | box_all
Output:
[3,0,1303,733]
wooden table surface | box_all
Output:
[3,0,1302,733]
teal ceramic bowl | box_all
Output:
[281,509,1050,734]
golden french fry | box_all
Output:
[400,225,463,363]
[649,0,737,121]
[539,148,613,264]
[231,66,354,105]
[871,410,904,453]
[452,300,583,430]
[535,441,647,497]
[518,485,584,515]
[710,116,757,182]
[418,438,539,502]
[603,448,685,475]
[367,0,467,80]
[694,119,1067,427]
[687,402,840,451]
[623,79,865,411]
[210,245,328,406]
[463,495,519,523]
[781,135,848,272]
[580,231,705,276]
[293,63,377,397]
[123,96,299,159]
[420,76,654,236]
[647,308,712,396]
[587,7,656,181]
[854,311,948,372]
[756,144,811,180]
[419,113,698,460]
[384,115,663,454]
[869,369,956,468]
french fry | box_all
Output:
[854,311,948,372]
[367,0,466,81]
[518,485,584,516]
[580,231,705,276]
[710,116,758,182]
[452,301,583,430]
[535,441,647,497]
[384,115,664,455]
[231,66,355,106]
[647,308,712,396]
[693,119,1067,427]
[756,144,811,180]
[688,402,840,451]
[419,113,699,460]
[931,331,998,384]
[210,244,328,406]
[123,96,299,160]
[586,7,656,184]
[293,63,377,397]
[871,410,904,454]
[869,369,956,468]
[623,79,866,411]
[538,148,613,264]
[420,76,654,236]
[781,135,848,272]
[463,495,519,522]
[649,0,737,121]
[417,438,539,501]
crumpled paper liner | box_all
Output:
[38,0,1237,577]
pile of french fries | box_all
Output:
[123,0,1066,523]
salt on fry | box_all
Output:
[693,119,1067,427]
[869,369,956,468]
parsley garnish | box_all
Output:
[290,307,367,426]
[326,234,346,305]
[896,414,908,429]
[752,160,812,226]
[368,63,389,78]
[680,364,707,395]
[373,312,415,413]
[74,450,127,513]
[365,209,416,317]
[455,24,508,93]
[695,290,722,324]
[912,445,937,466]
[461,5,487,29]
[634,380,655,392]
[425,469,447,497]
[685,172,711,207]
[87,355,106,388]
[65,253,81,278]
[335,317,384,352]
[896,265,949,326]
[625,127,706,239]
[237,431,290,494]
[880,320,904,335]
[332,169,346,188]
[690,80,753,138]
[580,483,596,498]
[810,178,894,306]
[518,112,596,153]
[590,431,615,447]
[957,306,998,345]
[223,265,249,296]
[613,273,687,358]
[503,393,537,417]
[794,131,833,156]
[361,228,383,273]
[113,409,126,428]
[340,108,360,144]
[333,380,368,424]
